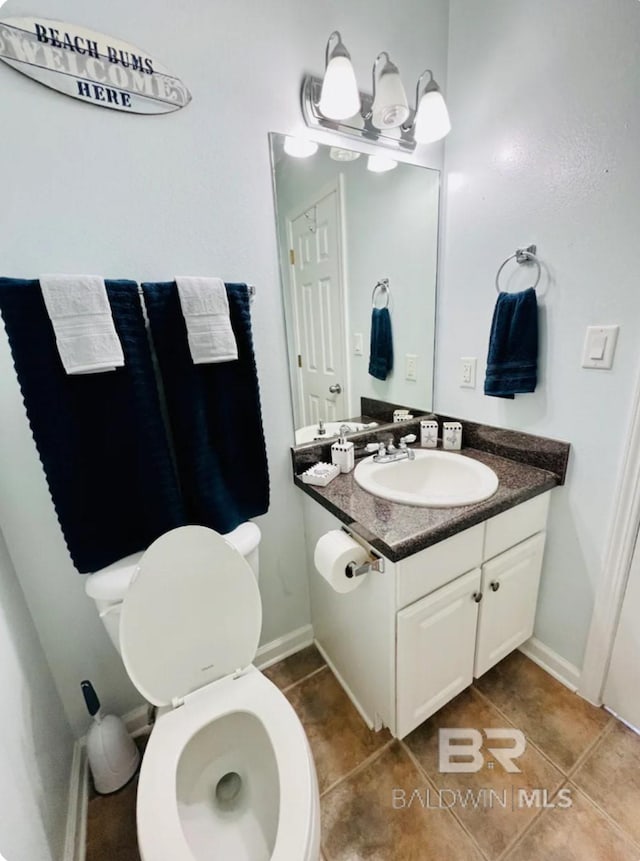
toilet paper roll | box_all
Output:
[314,530,370,594]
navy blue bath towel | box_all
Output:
[0,279,187,572]
[368,307,394,381]
[142,282,270,533]
[484,287,538,399]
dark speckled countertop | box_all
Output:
[294,447,558,562]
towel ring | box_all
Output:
[495,246,541,293]
[372,278,391,308]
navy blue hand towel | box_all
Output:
[484,287,538,399]
[368,307,394,381]
[0,279,187,572]
[142,282,270,533]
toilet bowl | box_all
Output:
[85,524,320,861]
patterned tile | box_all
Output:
[504,785,639,861]
[475,652,609,772]
[286,666,391,794]
[263,644,325,690]
[572,720,640,844]
[405,687,564,859]
[322,742,484,861]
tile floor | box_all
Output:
[86,647,640,861]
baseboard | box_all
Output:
[63,739,88,861]
[313,638,375,731]
[122,703,153,738]
[519,637,581,692]
[255,624,314,670]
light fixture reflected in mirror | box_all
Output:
[318,31,361,120]
[303,34,451,153]
[367,155,398,173]
[330,147,361,162]
[371,52,410,130]
[284,136,318,158]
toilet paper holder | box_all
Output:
[341,527,386,578]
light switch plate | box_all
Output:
[581,325,619,370]
[354,333,363,356]
[460,357,477,388]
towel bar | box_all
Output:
[495,246,541,293]
[136,284,256,298]
[371,278,391,308]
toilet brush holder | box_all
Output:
[81,680,141,794]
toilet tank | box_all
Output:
[85,522,261,654]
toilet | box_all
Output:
[85,523,320,861]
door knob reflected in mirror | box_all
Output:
[329,383,342,394]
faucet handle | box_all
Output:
[399,433,417,447]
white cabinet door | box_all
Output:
[474,532,546,678]
[396,568,481,739]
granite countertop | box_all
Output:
[294,446,558,562]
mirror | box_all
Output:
[269,133,439,445]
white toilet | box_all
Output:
[85,523,320,861]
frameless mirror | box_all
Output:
[269,133,439,445]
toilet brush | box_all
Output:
[81,680,141,794]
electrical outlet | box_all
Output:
[405,354,418,382]
[460,357,477,388]
[354,333,363,356]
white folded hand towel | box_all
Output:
[40,275,125,375]
[175,276,238,364]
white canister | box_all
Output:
[420,420,439,448]
[442,421,463,450]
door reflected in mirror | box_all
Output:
[269,133,439,445]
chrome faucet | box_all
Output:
[372,434,416,463]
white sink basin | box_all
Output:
[354,450,499,508]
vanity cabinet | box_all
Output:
[301,490,550,741]
[396,568,481,739]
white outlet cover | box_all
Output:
[405,354,418,382]
[581,325,619,370]
[460,357,477,388]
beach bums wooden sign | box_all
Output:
[0,17,191,114]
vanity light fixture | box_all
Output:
[301,34,451,153]
[283,136,318,158]
[409,70,452,144]
[318,31,361,120]
[367,154,398,173]
[370,53,410,130]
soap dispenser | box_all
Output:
[331,424,355,473]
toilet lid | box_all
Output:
[119,526,262,707]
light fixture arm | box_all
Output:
[371,51,390,104]
[325,30,350,66]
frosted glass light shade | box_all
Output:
[367,155,398,173]
[318,56,361,120]
[414,89,451,143]
[371,64,410,129]
[284,136,318,158]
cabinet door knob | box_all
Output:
[490,581,500,592]
[472,591,483,603]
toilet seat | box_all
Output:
[120,525,262,706]
[121,526,320,861]
[137,666,319,861]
